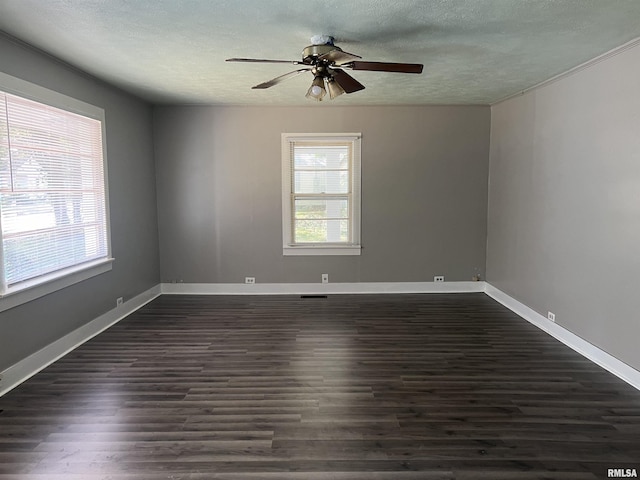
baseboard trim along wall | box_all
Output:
[2,281,639,396]
[0,285,161,397]
[485,283,640,391]
[160,281,486,295]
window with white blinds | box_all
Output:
[0,75,111,301]
[282,133,361,256]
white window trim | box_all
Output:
[0,72,113,312]
[281,133,361,256]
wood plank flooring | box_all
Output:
[0,293,639,479]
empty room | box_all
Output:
[0,1,639,479]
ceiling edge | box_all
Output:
[491,35,640,107]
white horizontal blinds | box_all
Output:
[291,141,352,244]
[0,91,108,287]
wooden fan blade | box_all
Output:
[331,69,365,94]
[318,49,362,65]
[252,68,311,89]
[226,58,301,65]
[346,61,423,74]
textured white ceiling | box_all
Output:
[1,0,639,106]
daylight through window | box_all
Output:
[282,133,361,256]
[0,86,110,295]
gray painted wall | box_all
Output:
[487,43,640,370]
[154,105,490,284]
[0,35,160,370]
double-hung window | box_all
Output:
[0,73,112,310]
[282,133,361,255]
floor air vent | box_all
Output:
[300,295,328,299]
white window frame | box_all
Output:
[0,72,113,313]
[281,133,361,256]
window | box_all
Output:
[282,133,361,255]
[0,73,112,310]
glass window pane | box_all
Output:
[294,170,349,194]
[294,144,349,170]
[294,198,348,219]
[294,219,349,243]
[3,224,103,284]
[0,98,10,191]
[0,90,108,287]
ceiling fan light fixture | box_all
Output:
[306,75,326,101]
[326,77,345,99]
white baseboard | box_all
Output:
[161,281,486,295]
[0,284,161,397]
[485,283,640,391]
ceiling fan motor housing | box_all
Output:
[302,44,341,64]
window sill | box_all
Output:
[283,245,361,256]
[0,258,114,313]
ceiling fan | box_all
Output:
[226,35,424,101]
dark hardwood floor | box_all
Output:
[0,293,639,479]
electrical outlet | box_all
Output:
[245,277,255,284]
[321,273,329,284]
[548,311,556,322]
[434,276,445,282]
[116,297,123,307]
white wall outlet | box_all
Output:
[245,277,255,284]
[116,297,123,307]
[434,276,445,282]
[321,273,329,284]
[548,311,556,322]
